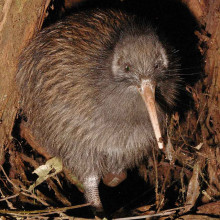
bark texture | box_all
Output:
[0,0,49,164]
[184,0,220,145]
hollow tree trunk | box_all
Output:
[183,0,220,143]
[0,0,49,164]
[0,0,219,217]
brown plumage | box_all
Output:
[16,8,181,214]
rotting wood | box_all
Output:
[0,0,49,166]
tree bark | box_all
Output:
[183,0,220,143]
[0,0,49,164]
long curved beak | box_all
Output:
[139,80,164,149]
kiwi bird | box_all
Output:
[16,9,180,213]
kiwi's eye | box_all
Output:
[155,63,159,69]
[125,65,130,72]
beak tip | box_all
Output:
[158,142,163,149]
[158,137,164,149]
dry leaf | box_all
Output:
[197,201,220,215]
[28,157,63,191]
[184,161,201,212]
